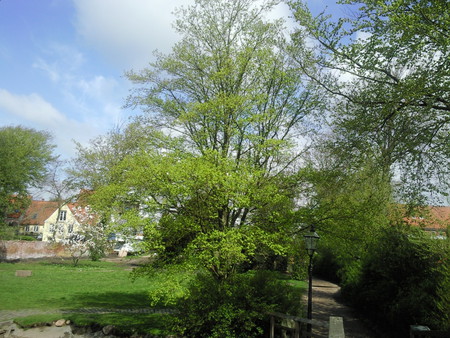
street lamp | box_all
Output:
[304,225,320,335]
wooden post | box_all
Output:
[294,320,300,338]
[270,315,275,338]
[306,254,313,334]
[328,316,345,338]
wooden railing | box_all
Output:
[268,312,345,338]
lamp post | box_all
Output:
[304,225,320,335]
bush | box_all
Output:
[342,226,450,336]
[16,235,37,241]
[172,270,303,337]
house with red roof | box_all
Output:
[14,199,94,242]
[406,206,450,239]
[19,200,59,239]
[41,203,91,242]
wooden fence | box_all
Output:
[268,312,345,338]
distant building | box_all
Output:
[19,200,59,239]
[405,206,450,239]
[42,203,90,242]
[14,199,93,242]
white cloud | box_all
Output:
[33,44,85,83]
[356,31,371,42]
[32,42,125,129]
[268,1,299,33]
[34,59,61,83]
[0,89,65,126]
[72,0,294,71]
[76,75,119,102]
[73,0,191,70]
[0,89,97,159]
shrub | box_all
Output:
[172,270,303,337]
[342,226,450,336]
[16,235,37,241]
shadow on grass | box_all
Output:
[67,312,172,336]
[58,291,174,335]
[60,291,151,309]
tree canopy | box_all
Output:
[86,0,320,280]
[67,1,450,333]
[0,125,55,226]
[288,0,450,204]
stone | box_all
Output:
[15,270,32,277]
[102,324,115,335]
[65,320,71,325]
[54,319,66,327]
[118,248,128,257]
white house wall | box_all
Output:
[42,205,81,242]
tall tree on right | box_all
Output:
[288,0,450,204]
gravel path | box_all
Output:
[306,277,379,338]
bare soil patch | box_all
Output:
[101,254,153,268]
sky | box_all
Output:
[0,0,343,161]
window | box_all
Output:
[32,213,37,219]
[68,224,73,233]
[25,226,30,232]
[58,210,67,221]
[34,226,39,232]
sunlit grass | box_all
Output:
[0,258,306,335]
[0,259,151,311]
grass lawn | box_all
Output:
[0,257,307,335]
[0,258,152,311]
[0,257,172,335]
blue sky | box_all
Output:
[0,0,341,160]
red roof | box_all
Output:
[21,200,59,225]
[406,206,450,230]
[67,203,97,225]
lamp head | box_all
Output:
[303,225,320,256]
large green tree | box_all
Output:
[69,121,169,190]
[90,0,319,280]
[0,126,55,228]
[288,0,450,204]
[299,139,393,282]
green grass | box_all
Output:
[0,258,174,335]
[0,259,306,335]
[0,259,151,311]
[13,312,170,336]
[13,313,64,327]
[67,312,170,336]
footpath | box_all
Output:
[306,277,379,338]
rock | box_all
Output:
[65,320,71,325]
[93,331,106,337]
[102,324,115,335]
[54,319,66,327]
